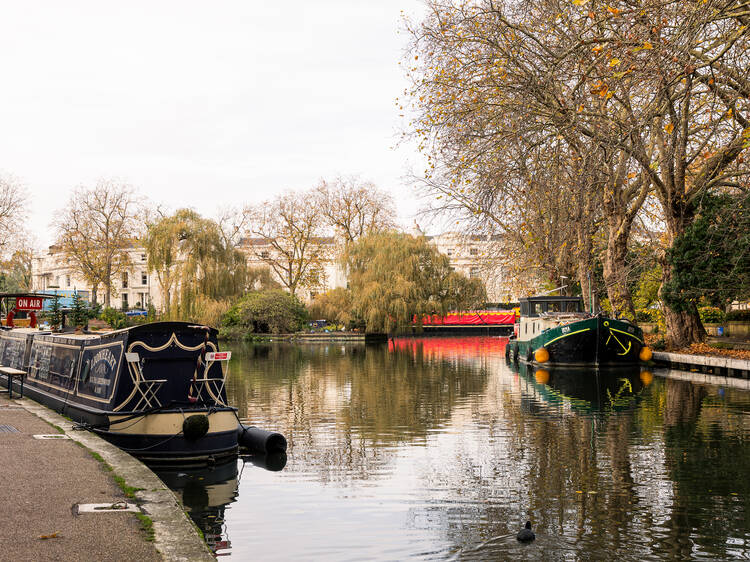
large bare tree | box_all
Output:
[244,191,330,296]
[406,0,750,345]
[0,174,28,253]
[314,176,397,243]
[54,180,139,306]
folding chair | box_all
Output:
[125,352,167,411]
[193,351,232,406]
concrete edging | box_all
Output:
[15,397,215,562]
[652,351,750,378]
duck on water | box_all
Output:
[517,521,535,542]
[0,321,285,465]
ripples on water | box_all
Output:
[154,336,750,560]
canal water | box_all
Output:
[153,336,750,560]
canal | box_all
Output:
[153,336,750,560]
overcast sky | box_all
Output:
[0,1,428,248]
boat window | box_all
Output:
[534,303,543,315]
[524,323,527,335]
[566,301,580,312]
[549,302,561,312]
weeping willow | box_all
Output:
[145,209,248,324]
[344,232,486,333]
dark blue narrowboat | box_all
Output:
[0,322,242,464]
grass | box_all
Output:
[135,513,155,541]
[86,450,144,498]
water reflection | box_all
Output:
[157,337,750,560]
[152,461,239,556]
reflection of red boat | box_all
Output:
[416,311,516,326]
[390,336,509,360]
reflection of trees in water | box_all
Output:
[659,379,750,559]
[225,341,490,482]
[408,368,690,559]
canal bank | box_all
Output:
[0,392,213,562]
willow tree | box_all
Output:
[54,180,139,306]
[145,209,247,321]
[344,232,486,333]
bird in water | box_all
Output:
[517,521,535,542]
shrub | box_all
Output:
[726,309,750,322]
[100,307,129,330]
[222,290,308,334]
[698,306,725,324]
[636,308,662,323]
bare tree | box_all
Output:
[0,174,28,252]
[244,191,330,296]
[54,180,140,306]
[314,176,397,243]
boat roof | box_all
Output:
[519,295,584,303]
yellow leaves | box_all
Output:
[578,104,585,112]
[627,172,637,179]
[572,0,590,5]
[642,41,653,50]
[726,108,734,119]
[609,58,621,67]
[606,5,620,15]
[590,81,609,97]
[664,123,674,134]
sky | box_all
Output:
[0,1,428,249]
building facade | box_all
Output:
[32,232,513,311]
[31,244,162,310]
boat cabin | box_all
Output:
[516,296,588,342]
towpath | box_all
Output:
[0,391,214,562]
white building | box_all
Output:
[32,232,515,311]
[427,232,517,303]
[31,243,162,310]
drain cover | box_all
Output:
[76,502,139,513]
[33,434,71,440]
[0,424,19,433]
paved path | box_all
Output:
[0,391,214,562]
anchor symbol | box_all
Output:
[605,328,632,355]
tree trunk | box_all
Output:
[659,208,706,347]
[659,256,706,348]
[91,283,99,306]
[575,225,595,313]
[104,280,111,307]
[603,219,635,320]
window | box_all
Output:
[66,274,71,287]
[260,251,269,259]
[140,254,146,262]
[121,293,129,309]
[470,266,480,278]
[469,247,479,256]
[447,248,454,256]
[142,272,147,285]
[122,272,128,288]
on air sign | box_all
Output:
[16,297,44,310]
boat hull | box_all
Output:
[508,317,644,366]
[14,380,239,464]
